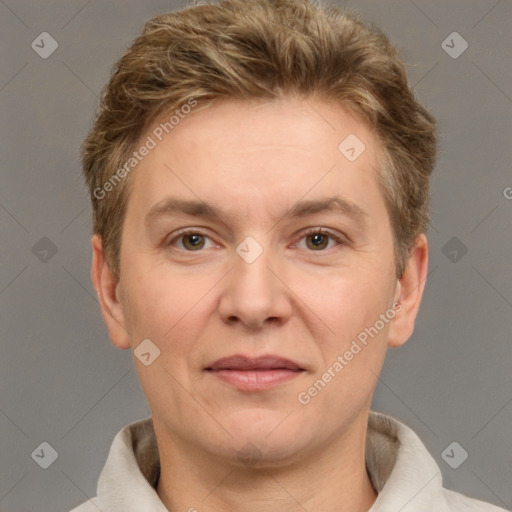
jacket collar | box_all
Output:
[365,411,448,511]
[96,410,449,511]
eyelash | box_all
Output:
[295,228,347,250]
[166,228,346,252]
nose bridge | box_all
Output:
[218,237,290,327]
[236,244,273,291]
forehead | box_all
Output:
[125,96,386,227]
[147,96,379,163]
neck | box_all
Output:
[155,411,378,512]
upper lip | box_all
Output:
[206,355,304,371]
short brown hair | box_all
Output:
[81,0,437,279]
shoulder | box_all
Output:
[68,496,102,512]
[367,411,508,512]
[443,488,508,512]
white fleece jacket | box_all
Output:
[69,410,508,511]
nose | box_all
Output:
[218,242,292,330]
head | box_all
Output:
[83,0,436,467]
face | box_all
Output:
[96,96,425,467]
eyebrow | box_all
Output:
[287,197,368,227]
[145,199,226,229]
[144,196,368,230]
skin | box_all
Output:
[91,96,428,512]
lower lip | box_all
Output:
[209,369,303,391]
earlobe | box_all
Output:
[91,235,131,350]
[387,234,429,348]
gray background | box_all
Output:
[0,1,510,511]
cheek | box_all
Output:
[293,271,393,417]
[121,268,216,413]
[290,263,394,342]
[122,276,173,338]
[121,265,215,352]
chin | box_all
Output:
[217,410,315,467]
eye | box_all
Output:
[167,230,216,251]
[295,228,345,251]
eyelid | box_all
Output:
[293,227,348,247]
[165,226,348,251]
[165,228,218,249]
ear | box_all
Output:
[91,234,131,350]
[387,234,429,348]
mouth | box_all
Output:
[205,355,306,391]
